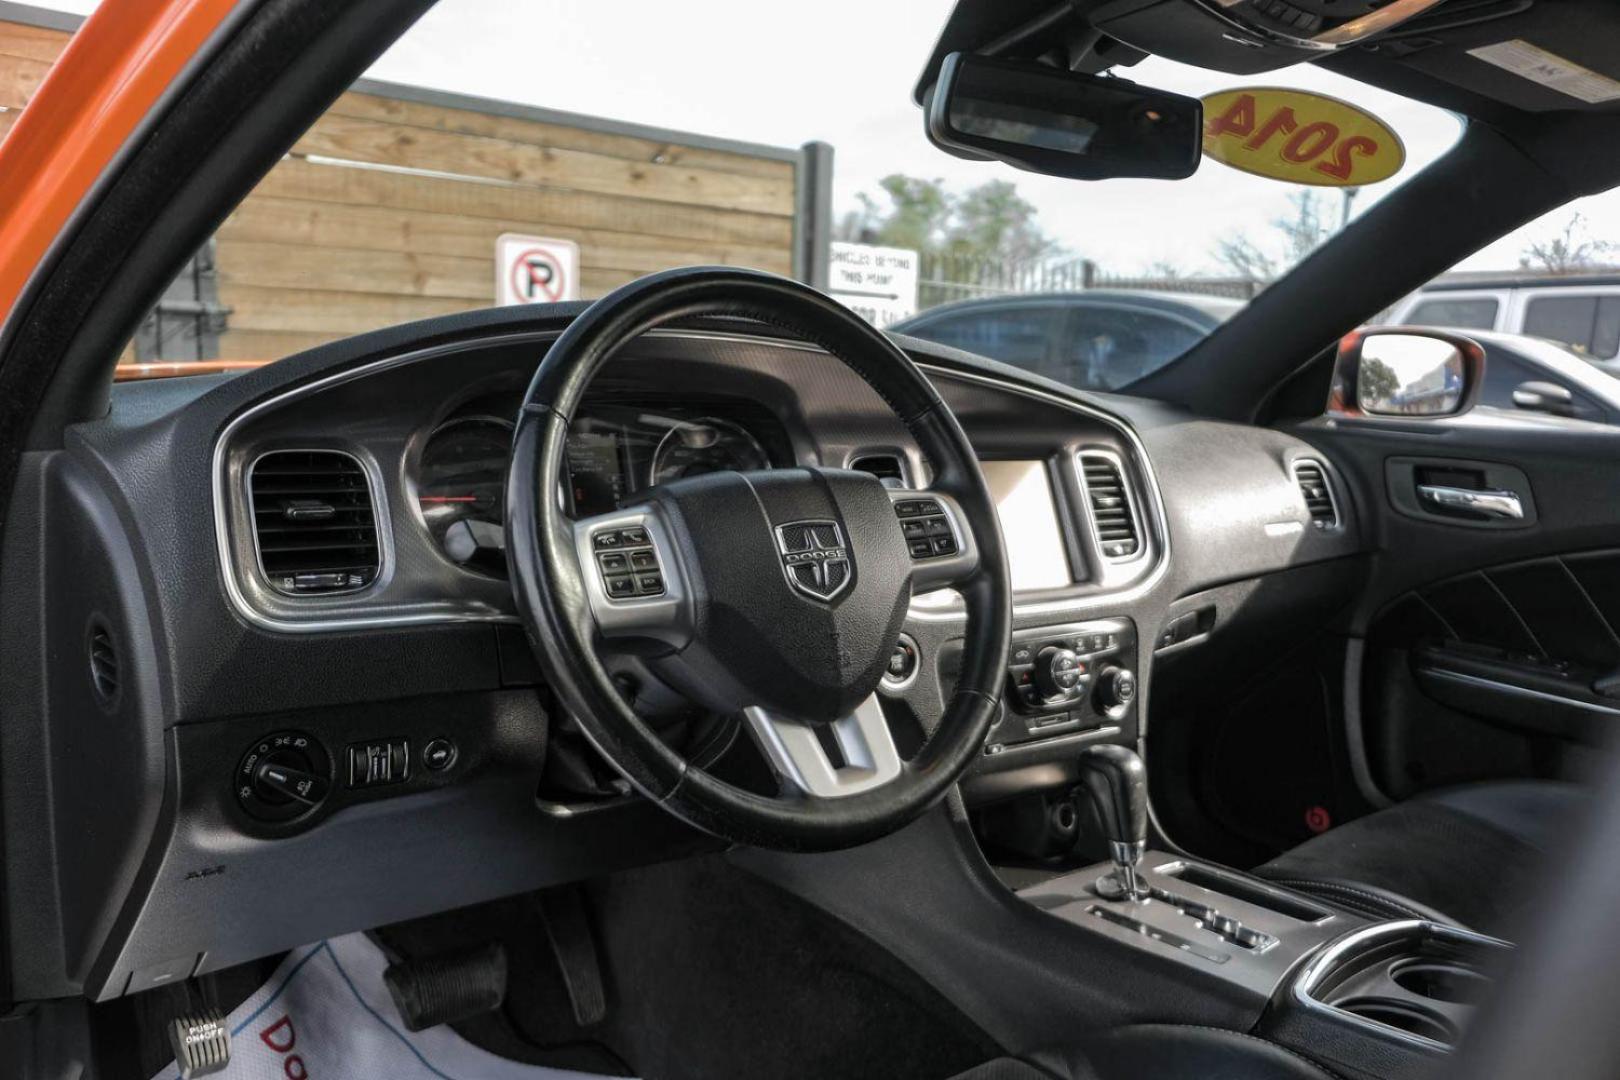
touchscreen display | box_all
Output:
[979,460,1073,591]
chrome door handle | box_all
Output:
[1417,484,1525,520]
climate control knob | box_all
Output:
[1033,646,1084,701]
[1095,667,1137,712]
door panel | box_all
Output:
[1295,411,1620,801]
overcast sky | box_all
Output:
[42,0,1620,274]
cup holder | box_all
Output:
[1391,958,1490,1005]
[1336,997,1458,1045]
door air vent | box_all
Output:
[1079,452,1141,561]
[850,454,907,487]
[249,450,380,595]
[1293,460,1339,529]
[88,621,119,706]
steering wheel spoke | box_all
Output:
[888,488,980,592]
[571,505,693,648]
[742,695,903,799]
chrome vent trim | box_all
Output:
[1079,450,1143,562]
[1292,460,1339,530]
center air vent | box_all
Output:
[850,453,907,486]
[249,450,380,595]
[1080,452,1141,561]
[1293,460,1339,529]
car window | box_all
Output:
[1522,295,1620,360]
[1405,297,1499,331]
[906,306,1060,371]
[1062,305,1206,391]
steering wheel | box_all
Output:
[504,266,1011,851]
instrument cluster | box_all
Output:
[414,395,787,577]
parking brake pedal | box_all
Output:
[383,942,508,1033]
[169,1011,230,1079]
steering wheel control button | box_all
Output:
[235,731,332,823]
[893,498,957,560]
[422,738,458,772]
[592,524,666,602]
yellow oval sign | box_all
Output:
[1200,88,1405,187]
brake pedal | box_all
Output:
[168,1011,231,1079]
[383,941,508,1033]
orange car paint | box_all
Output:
[112,358,270,380]
[0,0,240,340]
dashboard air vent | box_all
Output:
[1293,461,1339,529]
[250,450,380,595]
[1080,452,1141,561]
[850,454,907,487]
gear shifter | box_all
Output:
[1077,744,1149,901]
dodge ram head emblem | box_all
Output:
[775,520,852,602]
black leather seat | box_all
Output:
[1253,780,1583,938]
[950,1025,1336,1080]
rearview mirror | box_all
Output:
[1330,328,1484,419]
[926,53,1203,181]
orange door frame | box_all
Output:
[0,0,240,339]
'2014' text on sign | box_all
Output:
[1200,88,1405,187]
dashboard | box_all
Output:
[23,305,1364,1005]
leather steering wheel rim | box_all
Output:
[504,266,1012,851]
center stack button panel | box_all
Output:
[987,618,1138,755]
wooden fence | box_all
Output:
[0,8,821,361]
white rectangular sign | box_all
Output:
[496,233,582,305]
[828,242,919,328]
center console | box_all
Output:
[1018,745,1512,1080]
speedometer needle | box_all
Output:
[419,495,481,503]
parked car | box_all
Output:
[1383,273,1620,373]
[891,290,1242,392]
[898,290,1620,425]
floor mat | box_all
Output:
[151,933,627,1080]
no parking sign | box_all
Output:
[495,233,581,305]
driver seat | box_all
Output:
[951,1025,1335,1080]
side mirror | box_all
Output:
[1330,328,1485,419]
[1512,380,1576,417]
[925,53,1203,181]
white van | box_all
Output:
[1382,274,1620,374]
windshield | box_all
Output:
[8,0,1550,390]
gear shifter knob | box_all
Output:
[1077,744,1148,900]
